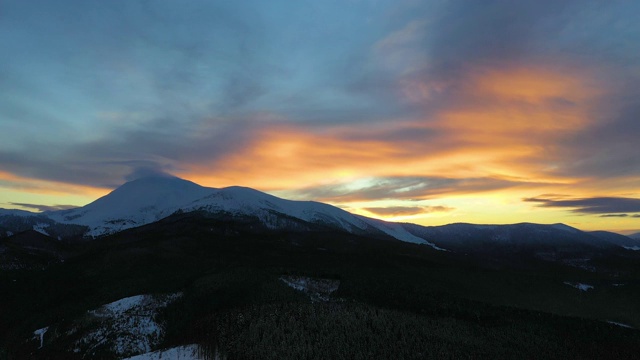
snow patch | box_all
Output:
[73,293,182,358]
[563,282,594,291]
[363,218,447,250]
[33,326,49,349]
[32,223,50,236]
[623,246,640,251]
[5,231,13,237]
[607,321,634,329]
[122,344,203,360]
[280,276,340,302]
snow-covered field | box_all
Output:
[32,223,51,236]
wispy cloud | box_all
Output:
[278,176,541,202]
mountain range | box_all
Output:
[2,175,639,255]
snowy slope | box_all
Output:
[32,293,182,359]
[74,293,182,357]
[181,186,440,248]
[185,186,370,232]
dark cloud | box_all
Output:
[553,90,640,180]
[365,205,454,217]
[524,196,640,214]
[428,0,575,68]
[9,203,77,212]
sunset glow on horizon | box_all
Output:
[1,1,639,234]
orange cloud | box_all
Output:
[180,117,570,195]
[473,66,601,104]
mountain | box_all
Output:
[43,175,434,247]
[398,222,640,263]
[629,232,640,240]
[179,185,432,246]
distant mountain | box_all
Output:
[399,222,640,261]
[0,211,87,240]
[2,175,639,255]
[629,232,640,240]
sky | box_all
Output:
[1,0,639,234]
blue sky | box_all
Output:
[1,0,639,233]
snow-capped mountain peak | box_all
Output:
[48,176,215,236]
